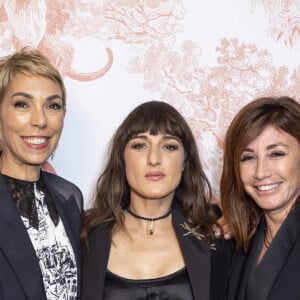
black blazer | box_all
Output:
[81,207,233,300]
[0,171,83,300]
[227,204,300,300]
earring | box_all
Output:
[50,152,55,160]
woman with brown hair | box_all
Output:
[81,100,233,300]
[222,96,300,299]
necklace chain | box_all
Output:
[264,227,272,248]
[264,232,270,248]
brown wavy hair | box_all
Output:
[81,100,216,244]
[221,96,300,251]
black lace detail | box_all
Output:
[2,175,59,229]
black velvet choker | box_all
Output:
[2,174,59,229]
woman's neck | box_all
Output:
[1,162,40,181]
[263,207,291,242]
[125,199,173,236]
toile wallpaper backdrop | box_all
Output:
[1,0,299,207]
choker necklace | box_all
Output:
[126,208,172,235]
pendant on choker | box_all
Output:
[126,208,172,235]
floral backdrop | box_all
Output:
[1,0,299,206]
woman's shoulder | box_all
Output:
[86,221,114,241]
[42,170,80,190]
[41,171,83,210]
[92,222,113,233]
[210,238,236,300]
[211,237,235,265]
[83,222,113,254]
[212,236,235,251]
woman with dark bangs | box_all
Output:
[81,101,233,300]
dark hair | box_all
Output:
[221,96,300,251]
[81,100,215,243]
[0,47,66,109]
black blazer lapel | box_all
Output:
[0,175,46,299]
[233,222,264,300]
[42,173,81,261]
[41,172,82,295]
[82,213,210,300]
[226,249,246,300]
[81,223,112,300]
[234,206,300,300]
[172,208,211,300]
[247,208,300,300]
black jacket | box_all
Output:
[81,207,233,300]
[227,203,300,300]
[0,171,83,300]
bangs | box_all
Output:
[124,103,186,141]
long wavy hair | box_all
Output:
[221,96,300,251]
[81,100,216,244]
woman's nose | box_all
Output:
[254,158,271,180]
[147,147,161,166]
[31,107,47,128]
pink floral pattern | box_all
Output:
[0,1,299,201]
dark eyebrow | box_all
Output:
[130,134,181,142]
[161,135,181,142]
[130,134,147,140]
[47,94,62,101]
[243,143,288,152]
[11,92,62,101]
[11,92,33,99]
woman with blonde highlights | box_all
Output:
[0,47,83,300]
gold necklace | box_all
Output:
[264,227,272,248]
[264,232,271,248]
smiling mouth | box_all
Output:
[255,183,281,191]
[23,137,48,145]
